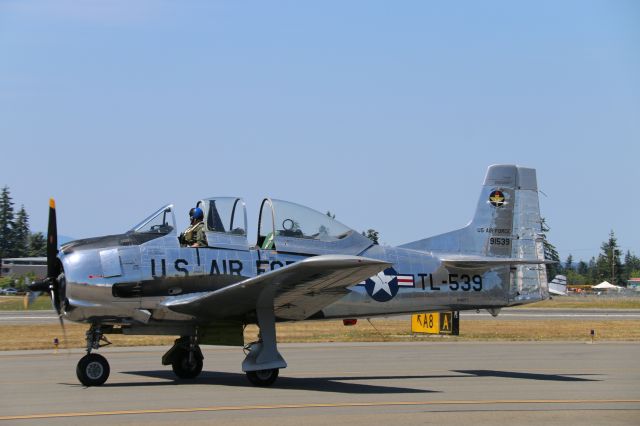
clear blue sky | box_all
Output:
[1,0,638,262]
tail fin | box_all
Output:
[400,164,548,303]
[548,275,568,296]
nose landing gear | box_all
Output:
[76,324,112,386]
[76,353,110,386]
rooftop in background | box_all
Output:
[1,258,47,265]
[1,257,47,279]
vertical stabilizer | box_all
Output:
[400,164,548,303]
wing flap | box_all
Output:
[163,255,390,320]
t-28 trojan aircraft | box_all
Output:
[29,164,549,387]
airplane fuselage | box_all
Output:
[60,233,520,326]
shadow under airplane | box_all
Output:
[100,370,439,394]
[61,369,600,391]
[453,370,601,382]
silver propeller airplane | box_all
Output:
[29,164,549,387]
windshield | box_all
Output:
[128,204,176,234]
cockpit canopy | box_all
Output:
[257,198,372,255]
[197,197,249,250]
[198,197,248,236]
[128,198,373,255]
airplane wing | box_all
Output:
[440,255,553,270]
[162,255,390,321]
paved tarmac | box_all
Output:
[2,308,640,325]
[0,342,638,425]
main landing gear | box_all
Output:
[162,336,204,379]
[241,307,286,386]
[246,367,279,386]
[76,324,112,386]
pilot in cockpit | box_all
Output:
[179,207,208,247]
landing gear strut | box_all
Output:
[162,335,203,379]
[76,324,111,386]
[242,307,286,386]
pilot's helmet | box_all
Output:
[188,207,195,219]
[192,207,204,221]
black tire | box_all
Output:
[76,353,110,386]
[171,349,203,379]
[246,368,279,387]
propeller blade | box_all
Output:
[57,313,67,349]
[27,199,68,343]
[44,198,64,315]
[23,291,42,309]
[28,278,51,293]
[47,198,58,279]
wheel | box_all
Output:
[171,349,203,379]
[246,368,279,386]
[76,353,110,386]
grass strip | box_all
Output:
[3,295,640,311]
[1,319,638,351]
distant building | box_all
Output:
[628,278,640,289]
[1,257,47,279]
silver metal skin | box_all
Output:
[55,165,549,383]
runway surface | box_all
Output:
[0,342,638,425]
[2,308,640,325]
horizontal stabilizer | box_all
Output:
[440,255,553,271]
[163,255,390,321]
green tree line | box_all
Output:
[0,186,46,264]
[545,224,639,286]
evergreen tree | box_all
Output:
[540,218,561,277]
[362,229,379,245]
[566,270,586,285]
[565,254,574,272]
[624,250,640,280]
[0,186,15,262]
[588,257,598,284]
[595,230,624,286]
[577,260,588,276]
[28,232,46,257]
[13,206,30,257]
